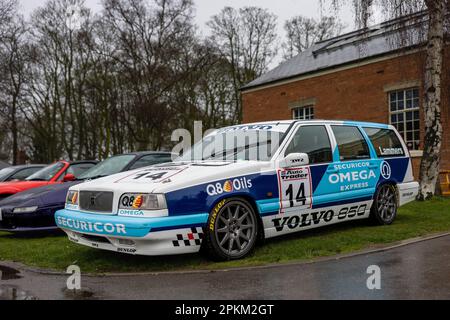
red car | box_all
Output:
[0,160,97,201]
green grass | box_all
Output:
[1,197,449,274]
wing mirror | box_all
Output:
[280,153,309,168]
[62,173,76,182]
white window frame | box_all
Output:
[388,87,420,151]
[292,105,315,120]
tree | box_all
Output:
[0,0,26,164]
[283,15,345,60]
[324,0,448,200]
[208,7,278,123]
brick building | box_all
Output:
[241,15,449,176]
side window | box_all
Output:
[363,127,405,158]
[8,168,41,181]
[285,125,332,164]
[129,154,172,170]
[67,163,96,177]
[331,126,370,161]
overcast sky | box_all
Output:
[18,0,359,34]
[18,0,381,66]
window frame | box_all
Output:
[363,127,406,159]
[282,124,333,165]
[331,125,371,162]
[292,105,315,120]
[388,87,420,151]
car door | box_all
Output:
[278,125,333,215]
[313,125,378,207]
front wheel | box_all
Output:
[203,198,258,261]
[370,184,398,225]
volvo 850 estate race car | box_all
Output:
[55,120,419,260]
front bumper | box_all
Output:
[55,209,209,256]
[0,206,59,232]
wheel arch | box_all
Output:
[375,180,400,207]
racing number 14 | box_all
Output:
[286,183,306,207]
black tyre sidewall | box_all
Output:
[203,198,258,261]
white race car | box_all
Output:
[55,120,419,260]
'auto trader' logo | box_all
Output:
[207,177,253,196]
[381,161,392,180]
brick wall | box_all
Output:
[242,50,449,178]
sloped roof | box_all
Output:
[242,12,426,91]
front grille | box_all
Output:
[79,191,113,213]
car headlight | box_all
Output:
[119,194,167,210]
[66,190,79,206]
[13,206,38,214]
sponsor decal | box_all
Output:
[132,195,143,209]
[218,124,274,133]
[206,177,253,196]
[120,194,145,213]
[71,192,78,205]
[402,192,414,197]
[327,162,378,192]
[172,227,204,247]
[65,204,79,210]
[279,168,309,181]
[117,247,137,253]
[116,166,187,183]
[118,209,144,216]
[209,199,227,231]
[56,216,127,235]
[272,204,367,232]
[278,167,312,213]
[379,147,404,156]
[381,161,392,180]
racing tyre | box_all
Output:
[203,198,258,261]
[370,184,398,225]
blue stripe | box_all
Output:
[256,198,280,214]
[312,196,373,209]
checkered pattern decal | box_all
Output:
[172,227,204,247]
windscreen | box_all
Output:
[178,123,291,162]
[26,162,65,181]
[78,154,136,180]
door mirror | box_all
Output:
[62,173,75,182]
[280,153,309,168]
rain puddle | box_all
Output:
[63,288,96,300]
[0,265,22,280]
[0,286,36,300]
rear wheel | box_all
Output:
[203,198,258,261]
[370,184,398,225]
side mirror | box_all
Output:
[280,153,309,168]
[63,173,75,182]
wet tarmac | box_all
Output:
[1,234,450,300]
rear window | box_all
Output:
[363,127,405,158]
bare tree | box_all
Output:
[283,16,345,60]
[208,7,278,123]
[324,0,448,200]
[0,0,26,164]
